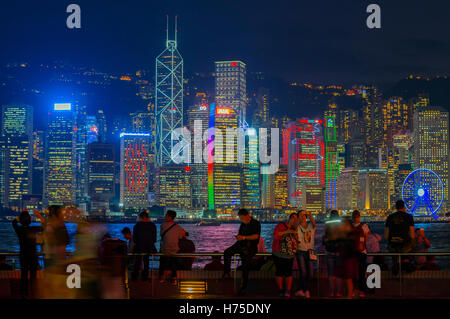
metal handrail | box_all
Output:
[1,251,450,257]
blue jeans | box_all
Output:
[295,250,313,292]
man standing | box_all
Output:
[160,210,186,285]
[132,211,157,281]
[385,200,415,275]
[12,210,44,297]
[352,209,370,298]
[223,208,261,295]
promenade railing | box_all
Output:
[1,251,450,298]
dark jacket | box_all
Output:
[12,219,43,258]
[133,221,157,253]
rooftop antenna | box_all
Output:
[175,15,178,44]
[166,14,169,46]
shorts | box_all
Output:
[272,254,294,277]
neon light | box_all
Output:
[216,108,230,115]
[231,62,237,66]
[119,132,151,138]
[207,103,215,210]
[54,103,71,111]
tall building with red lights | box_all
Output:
[285,119,324,208]
[120,133,151,212]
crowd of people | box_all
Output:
[6,200,441,298]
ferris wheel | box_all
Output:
[401,168,445,217]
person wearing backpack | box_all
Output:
[159,210,186,285]
[177,232,196,270]
[271,213,298,298]
[352,209,370,298]
[294,210,316,299]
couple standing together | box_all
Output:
[272,210,316,298]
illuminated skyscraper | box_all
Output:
[273,164,289,210]
[345,131,365,168]
[211,104,241,211]
[32,131,44,196]
[261,165,275,209]
[86,115,99,144]
[44,103,75,206]
[96,109,107,143]
[413,108,449,212]
[215,61,247,128]
[74,105,89,208]
[324,115,339,209]
[253,87,270,128]
[302,185,325,213]
[87,142,115,216]
[362,87,383,167]
[1,104,33,211]
[357,168,389,212]
[242,128,260,209]
[155,16,183,167]
[381,97,412,147]
[155,165,191,210]
[120,133,151,212]
[286,119,324,208]
[338,109,359,143]
[336,168,359,211]
[187,93,209,209]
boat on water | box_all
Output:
[196,219,221,226]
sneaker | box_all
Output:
[159,277,165,283]
[284,290,291,298]
[359,291,366,298]
[305,291,311,299]
[294,290,305,297]
[278,290,284,297]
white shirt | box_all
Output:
[297,223,315,251]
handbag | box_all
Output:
[309,249,317,261]
[279,223,298,256]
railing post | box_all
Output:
[398,254,402,297]
[124,255,130,299]
[233,254,237,294]
[151,254,154,297]
[316,254,320,297]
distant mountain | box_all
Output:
[385,78,450,112]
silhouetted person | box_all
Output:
[177,232,196,270]
[121,227,134,254]
[12,210,44,297]
[223,208,261,295]
[385,200,415,275]
[204,252,224,271]
[132,211,157,281]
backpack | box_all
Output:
[279,223,298,256]
[353,223,367,253]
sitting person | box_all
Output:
[204,252,224,271]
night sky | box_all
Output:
[1,0,450,84]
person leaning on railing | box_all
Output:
[384,200,415,275]
[12,210,44,298]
